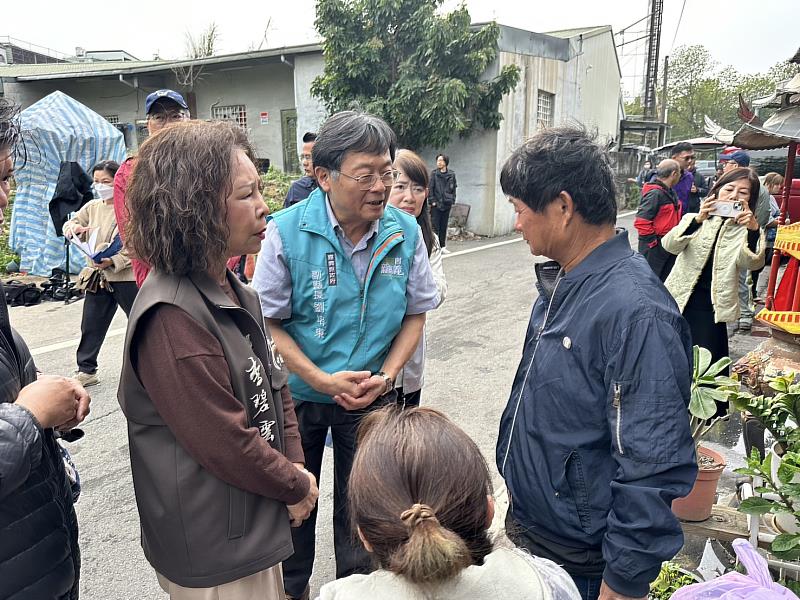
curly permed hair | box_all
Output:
[125,120,255,275]
[0,99,22,155]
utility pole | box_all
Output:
[643,0,664,120]
[660,55,669,145]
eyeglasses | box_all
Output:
[299,154,313,161]
[334,169,397,191]
[148,111,188,123]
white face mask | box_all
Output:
[93,182,114,201]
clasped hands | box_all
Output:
[319,370,388,411]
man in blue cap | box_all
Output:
[113,89,190,287]
[143,89,190,125]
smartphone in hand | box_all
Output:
[709,200,743,219]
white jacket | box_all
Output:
[395,237,447,393]
[662,214,765,323]
[316,547,579,600]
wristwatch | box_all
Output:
[375,371,394,395]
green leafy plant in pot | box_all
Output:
[672,346,740,522]
[734,373,800,552]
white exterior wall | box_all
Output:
[293,53,327,149]
[564,31,621,143]
[419,128,499,237]
[491,51,569,235]
[193,62,296,168]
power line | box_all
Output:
[670,0,687,51]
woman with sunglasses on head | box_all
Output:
[63,159,137,388]
[387,150,447,407]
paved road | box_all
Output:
[9,210,757,598]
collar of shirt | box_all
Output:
[325,197,380,254]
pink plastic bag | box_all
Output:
[671,539,799,599]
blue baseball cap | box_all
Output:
[720,150,751,167]
[145,89,189,115]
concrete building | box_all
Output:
[1,24,621,235]
[0,44,322,173]
[419,24,622,235]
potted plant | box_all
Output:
[735,448,800,557]
[734,373,800,537]
[671,346,740,522]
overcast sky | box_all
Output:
[4,0,797,97]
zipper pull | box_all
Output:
[612,382,621,408]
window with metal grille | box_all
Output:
[211,105,247,130]
[536,91,554,129]
[104,115,120,124]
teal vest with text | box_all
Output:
[270,188,419,403]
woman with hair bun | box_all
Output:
[317,406,579,599]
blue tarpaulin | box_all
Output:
[10,91,126,276]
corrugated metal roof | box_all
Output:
[0,42,322,80]
[545,26,611,39]
[0,60,164,77]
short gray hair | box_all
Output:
[312,111,397,172]
[656,159,679,179]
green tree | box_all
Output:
[623,96,644,119]
[311,0,520,150]
[663,45,727,140]
[663,45,800,142]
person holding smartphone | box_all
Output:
[661,167,765,387]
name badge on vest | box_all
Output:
[380,257,405,277]
[326,252,337,286]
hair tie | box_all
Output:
[400,503,438,529]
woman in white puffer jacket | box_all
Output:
[662,167,764,384]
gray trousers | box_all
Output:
[738,269,753,324]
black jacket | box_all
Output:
[0,283,80,600]
[687,171,709,214]
[49,161,94,235]
[429,169,457,210]
[496,232,696,597]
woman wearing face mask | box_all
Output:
[387,150,447,407]
[661,167,765,380]
[63,160,137,387]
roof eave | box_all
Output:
[8,42,322,81]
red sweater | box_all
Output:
[113,158,151,287]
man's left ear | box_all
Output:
[559,191,575,223]
[486,495,496,529]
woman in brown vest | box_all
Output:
[118,120,319,599]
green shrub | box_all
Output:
[261,167,296,215]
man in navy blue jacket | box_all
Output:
[496,127,697,600]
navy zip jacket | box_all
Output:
[496,231,697,598]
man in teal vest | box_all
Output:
[252,110,438,600]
